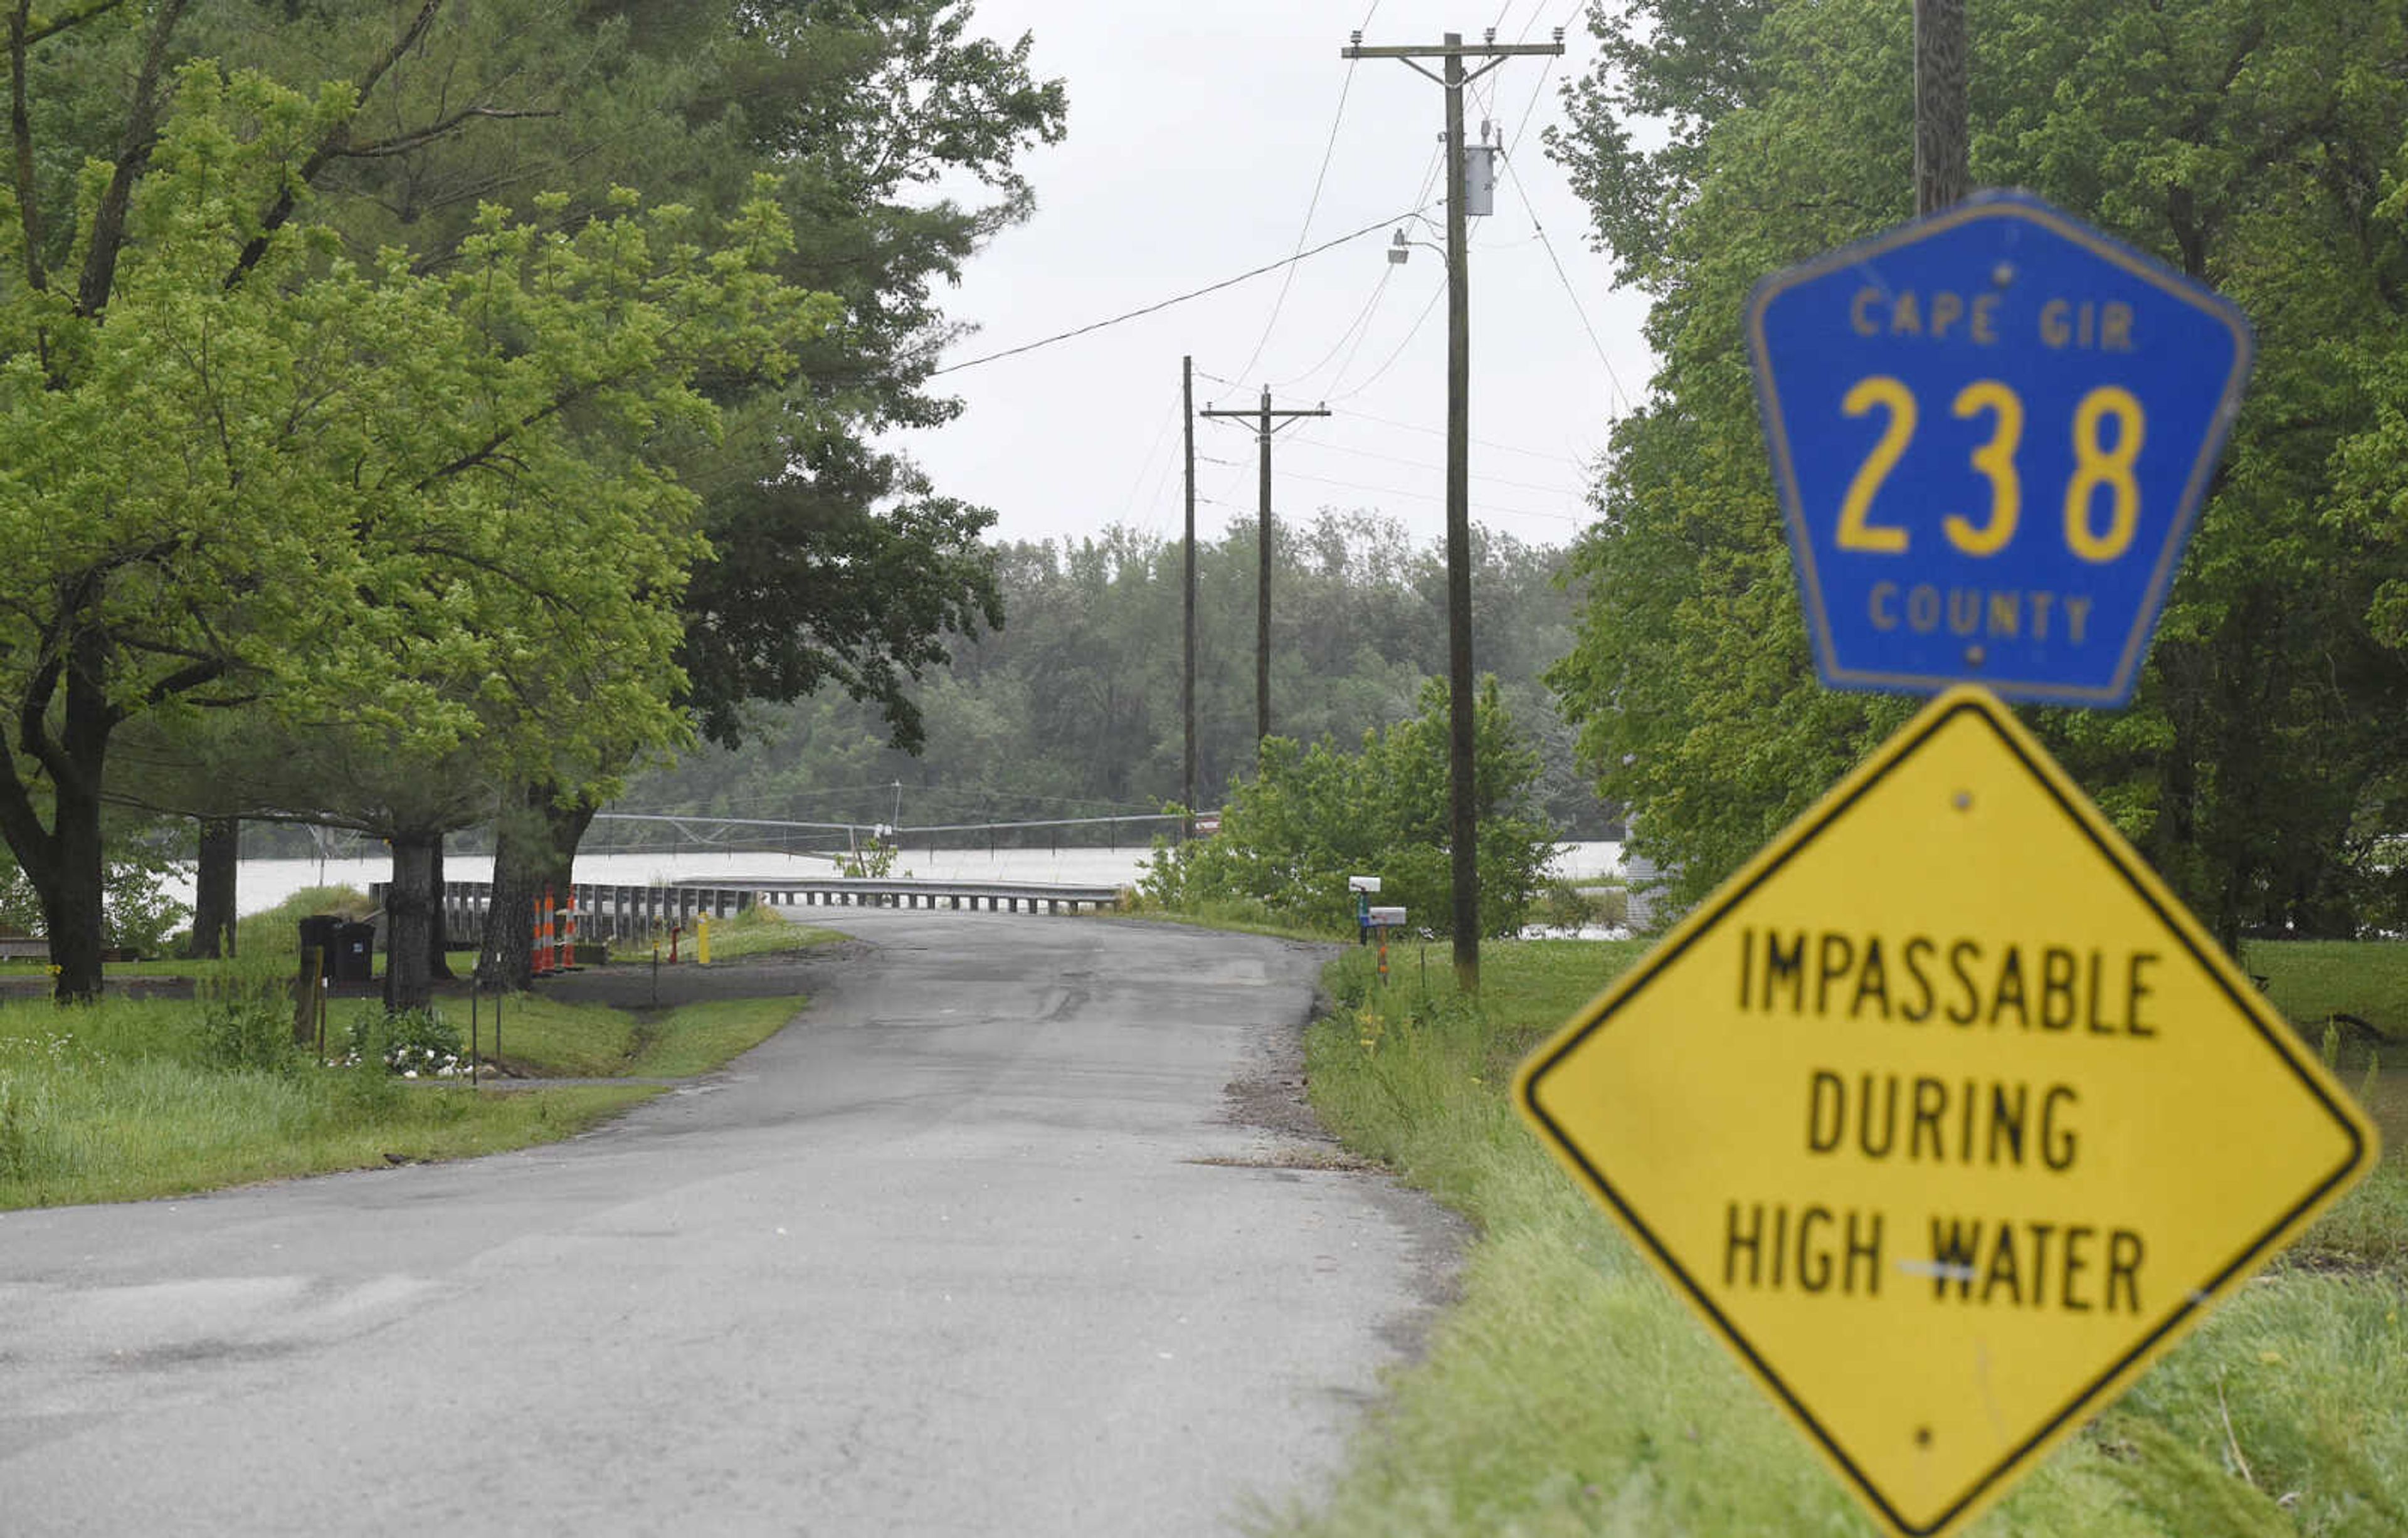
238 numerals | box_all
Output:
[1835,376,2145,563]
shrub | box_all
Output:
[1141,676,1558,937]
[344,1006,467,1078]
[236,885,375,959]
[195,957,299,1071]
[1531,879,1630,933]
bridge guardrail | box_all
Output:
[381,875,1127,951]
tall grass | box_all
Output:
[1273,941,2408,1538]
[0,980,802,1209]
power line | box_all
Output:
[1116,387,1184,525]
[1326,278,1445,403]
[1494,140,1630,413]
[930,204,1429,377]
[1267,265,1395,391]
[1300,144,1445,395]
[1502,0,1581,158]
[1228,50,1370,383]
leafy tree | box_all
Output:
[0,2,1050,991]
[0,32,826,999]
[465,0,1059,985]
[1546,0,2408,942]
[1139,677,1557,939]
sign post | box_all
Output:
[1367,907,1407,986]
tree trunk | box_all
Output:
[383,831,438,1014]
[8,640,117,1003]
[33,791,107,1003]
[190,816,239,958]
[426,838,452,980]
[482,784,596,988]
[0,585,181,1003]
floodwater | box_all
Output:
[176,840,1627,919]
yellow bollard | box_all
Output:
[697,915,711,966]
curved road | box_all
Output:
[0,912,1458,1535]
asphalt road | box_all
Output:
[0,912,1458,1536]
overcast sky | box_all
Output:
[887,0,1655,557]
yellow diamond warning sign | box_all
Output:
[1514,687,2378,1538]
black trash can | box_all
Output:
[334,921,376,984]
[297,915,342,979]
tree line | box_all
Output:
[620,511,1617,846]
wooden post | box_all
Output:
[293,948,320,1046]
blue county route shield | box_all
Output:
[1513,687,2377,1537]
[1746,191,2252,707]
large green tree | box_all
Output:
[0,14,824,999]
[1548,0,2408,942]
[416,0,1060,984]
[6,2,1057,989]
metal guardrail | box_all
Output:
[393,875,1127,949]
[689,875,1126,915]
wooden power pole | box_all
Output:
[1343,26,1561,993]
[1200,387,1328,746]
[1914,0,1970,214]
[1183,356,1198,834]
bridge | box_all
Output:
[388,875,1129,951]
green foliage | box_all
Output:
[1531,878,1628,934]
[0,18,844,998]
[230,885,372,961]
[632,513,1613,843]
[839,839,899,878]
[0,1073,56,1181]
[1546,0,2408,942]
[194,958,297,1073]
[1140,677,1557,938]
[344,1006,465,1078]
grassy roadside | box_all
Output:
[0,987,809,1213]
[1116,900,1346,945]
[441,992,806,1080]
[1273,939,2408,1537]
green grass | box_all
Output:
[623,997,805,1077]
[1119,896,1348,945]
[2243,940,2408,1048]
[1272,939,2408,1538]
[0,976,808,1210]
[452,991,801,1080]
[606,903,845,964]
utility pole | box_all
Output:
[1183,356,1198,835]
[1343,26,1561,993]
[1200,387,1328,746]
[1913,0,1970,214]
